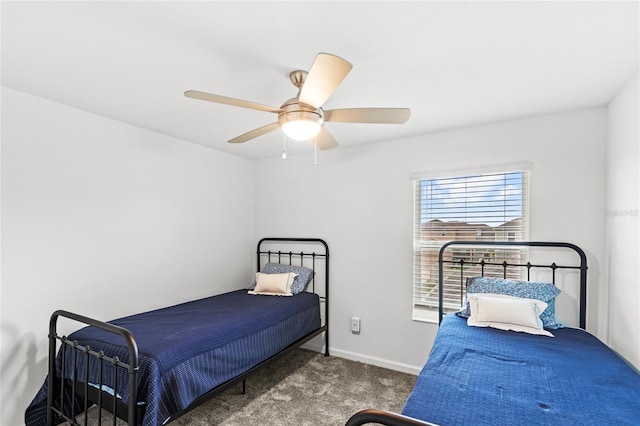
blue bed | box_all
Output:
[402,314,640,425]
[346,241,640,426]
[25,238,329,426]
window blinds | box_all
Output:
[413,171,530,310]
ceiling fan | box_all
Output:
[184,53,411,150]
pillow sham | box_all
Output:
[467,293,553,337]
[248,272,296,296]
[456,276,564,329]
[249,263,314,294]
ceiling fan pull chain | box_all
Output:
[313,135,318,166]
[282,134,287,160]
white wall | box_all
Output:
[254,108,607,372]
[0,88,254,426]
[605,71,640,368]
[1,86,626,424]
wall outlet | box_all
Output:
[351,316,361,334]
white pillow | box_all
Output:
[467,293,553,337]
[248,272,297,296]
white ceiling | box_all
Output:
[2,1,638,160]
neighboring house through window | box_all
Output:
[413,170,530,322]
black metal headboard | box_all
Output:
[438,241,588,328]
[257,237,330,354]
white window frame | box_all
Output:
[413,169,530,323]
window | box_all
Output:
[413,170,530,322]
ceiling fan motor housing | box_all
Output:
[278,97,325,140]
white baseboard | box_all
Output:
[301,341,422,375]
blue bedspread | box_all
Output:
[402,315,640,425]
[26,290,321,426]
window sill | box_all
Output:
[412,307,439,324]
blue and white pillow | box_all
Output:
[249,263,314,294]
[456,277,564,329]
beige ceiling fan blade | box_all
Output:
[185,90,281,113]
[324,108,411,124]
[298,53,352,109]
[313,127,339,150]
[228,122,280,144]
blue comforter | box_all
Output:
[26,290,321,425]
[402,314,640,425]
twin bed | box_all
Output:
[347,241,640,425]
[25,238,329,426]
[26,238,640,425]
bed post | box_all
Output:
[47,315,57,426]
[320,238,330,356]
[47,310,140,426]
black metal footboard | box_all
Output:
[48,310,141,425]
[345,409,437,426]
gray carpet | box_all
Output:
[77,349,416,425]
[174,349,416,426]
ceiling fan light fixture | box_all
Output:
[281,117,322,141]
[278,100,324,141]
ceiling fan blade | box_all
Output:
[185,90,281,114]
[228,122,280,144]
[324,108,411,124]
[298,53,353,109]
[313,127,339,150]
